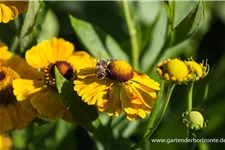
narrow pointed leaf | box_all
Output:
[70,15,129,61]
[173,0,204,44]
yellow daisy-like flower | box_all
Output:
[185,58,209,81]
[13,38,91,122]
[0,134,12,150]
[157,58,209,84]
[0,1,28,23]
[74,59,160,121]
[0,42,37,132]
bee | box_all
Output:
[95,59,116,80]
[93,52,115,80]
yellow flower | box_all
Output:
[157,58,189,84]
[0,134,12,150]
[185,58,209,81]
[157,58,209,84]
[74,59,160,121]
[0,1,28,23]
[13,38,91,122]
[0,42,37,132]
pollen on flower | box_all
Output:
[45,61,74,87]
[107,60,134,82]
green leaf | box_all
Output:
[173,0,204,45]
[70,15,129,61]
[54,67,102,134]
[20,1,40,52]
[105,35,129,61]
[37,9,59,43]
[140,8,167,72]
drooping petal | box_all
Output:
[120,83,136,115]
[7,56,42,79]
[29,87,65,119]
[13,79,45,101]
[0,105,13,132]
[132,72,160,90]
[6,104,25,130]
[132,81,156,108]
[0,1,28,23]
[104,84,122,116]
[74,69,111,106]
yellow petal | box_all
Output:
[120,84,136,115]
[14,102,36,122]
[25,42,52,68]
[13,79,44,101]
[68,51,92,71]
[0,42,11,66]
[6,104,24,130]
[48,38,74,62]
[132,72,160,90]
[105,84,122,116]
[30,87,65,119]
[0,3,17,23]
[137,109,146,118]
[0,105,13,132]
[126,114,138,121]
[7,56,42,79]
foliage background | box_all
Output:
[1,1,225,150]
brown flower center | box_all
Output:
[0,72,5,81]
[0,67,19,105]
[45,61,74,87]
[0,86,16,105]
[107,60,134,82]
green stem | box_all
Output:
[186,82,194,145]
[170,1,176,31]
[131,82,176,149]
[168,1,176,47]
[187,83,194,112]
[122,1,139,71]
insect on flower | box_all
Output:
[92,52,115,80]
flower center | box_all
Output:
[45,61,74,87]
[165,59,188,80]
[0,67,19,105]
[0,72,5,81]
[107,60,133,82]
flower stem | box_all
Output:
[121,1,139,71]
[187,82,194,112]
[186,82,194,141]
[168,1,176,47]
[131,82,176,149]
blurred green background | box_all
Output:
[1,1,225,150]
